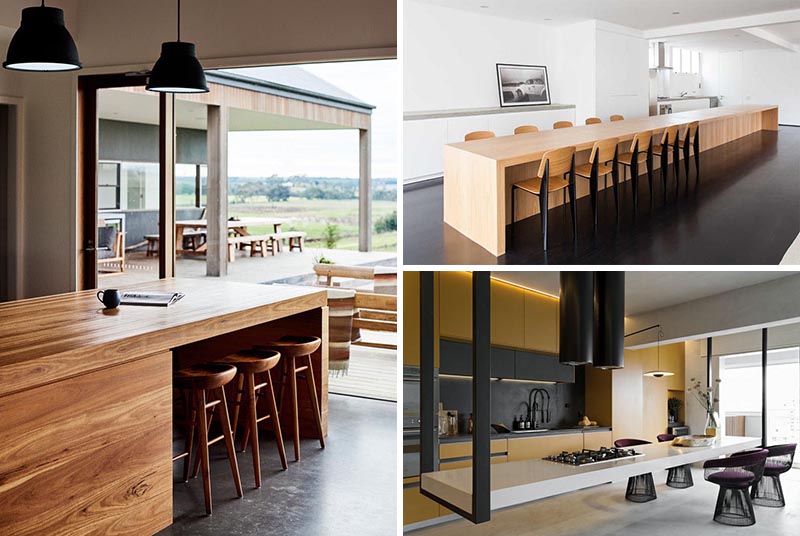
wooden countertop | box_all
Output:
[0,278,327,397]
[446,104,778,166]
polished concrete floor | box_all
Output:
[403,126,800,265]
[157,394,396,535]
[411,467,800,535]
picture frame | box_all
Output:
[496,64,551,107]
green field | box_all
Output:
[176,195,396,252]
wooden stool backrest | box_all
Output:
[685,121,699,140]
[538,146,576,178]
[590,137,619,164]
[464,130,495,141]
[585,117,602,125]
[514,125,539,134]
[660,125,680,145]
[553,121,573,129]
[610,114,624,122]
[630,130,653,153]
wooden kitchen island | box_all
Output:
[443,104,779,256]
[0,279,328,536]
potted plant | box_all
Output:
[688,377,721,437]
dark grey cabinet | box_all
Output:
[515,350,574,383]
[439,339,573,383]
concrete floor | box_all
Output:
[411,468,800,535]
[157,394,397,536]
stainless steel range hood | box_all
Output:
[650,42,673,71]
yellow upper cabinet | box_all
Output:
[438,272,472,341]
[490,280,525,348]
[403,272,421,366]
[438,272,559,353]
[524,291,559,353]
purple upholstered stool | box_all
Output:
[703,449,768,526]
[615,438,655,502]
[657,433,694,488]
[750,443,796,507]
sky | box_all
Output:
[224,60,397,180]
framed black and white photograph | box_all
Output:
[496,64,551,107]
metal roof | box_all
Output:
[208,66,375,115]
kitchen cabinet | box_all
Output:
[403,478,442,525]
[515,350,574,383]
[403,272,421,366]
[439,272,472,341]
[440,439,508,460]
[523,292,558,353]
[439,340,516,379]
[490,281,525,348]
[507,433,583,462]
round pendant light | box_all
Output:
[643,326,674,378]
[3,2,82,72]
[147,0,208,93]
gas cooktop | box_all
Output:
[543,447,644,466]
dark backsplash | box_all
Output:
[440,367,586,433]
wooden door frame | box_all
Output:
[0,95,25,301]
[77,74,175,290]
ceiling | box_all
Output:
[658,28,785,52]
[418,0,800,31]
[490,272,799,316]
[97,88,349,132]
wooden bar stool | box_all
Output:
[652,125,681,201]
[255,336,325,461]
[514,125,539,134]
[575,137,619,228]
[610,114,624,122]
[617,130,654,212]
[680,121,700,184]
[173,363,243,515]
[585,117,602,125]
[511,146,576,251]
[553,120,573,129]
[218,349,288,489]
[464,130,495,141]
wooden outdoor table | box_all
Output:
[175,217,284,255]
[443,104,779,256]
[0,278,328,536]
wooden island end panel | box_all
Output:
[0,351,173,536]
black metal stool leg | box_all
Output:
[625,473,657,503]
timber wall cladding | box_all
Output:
[0,351,173,536]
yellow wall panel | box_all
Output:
[403,272,420,366]
[524,292,559,353]
[439,272,472,341]
[490,280,525,347]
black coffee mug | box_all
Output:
[97,289,121,309]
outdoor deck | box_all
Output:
[98,247,397,287]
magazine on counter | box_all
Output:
[120,291,185,307]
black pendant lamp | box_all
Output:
[593,272,625,370]
[147,0,208,93]
[559,272,594,366]
[3,1,82,72]
[643,326,674,378]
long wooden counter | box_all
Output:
[443,104,779,256]
[0,279,328,536]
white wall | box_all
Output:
[594,22,649,120]
[404,0,558,112]
[554,20,596,122]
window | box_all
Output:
[122,162,160,210]
[681,49,691,74]
[98,162,120,210]
[672,46,681,71]
[176,163,207,208]
[670,46,701,75]
[691,51,700,75]
[649,42,657,69]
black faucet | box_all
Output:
[527,388,551,429]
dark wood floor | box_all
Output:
[403,127,800,265]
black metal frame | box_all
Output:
[762,328,768,447]
[495,63,552,108]
[420,272,492,524]
[420,272,435,475]
[707,337,712,387]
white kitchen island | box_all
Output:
[421,436,761,514]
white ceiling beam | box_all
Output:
[741,27,800,52]
[644,8,800,39]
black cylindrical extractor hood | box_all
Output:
[559,272,594,366]
[594,271,625,369]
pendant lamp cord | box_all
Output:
[177,0,181,42]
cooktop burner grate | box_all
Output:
[543,447,645,466]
